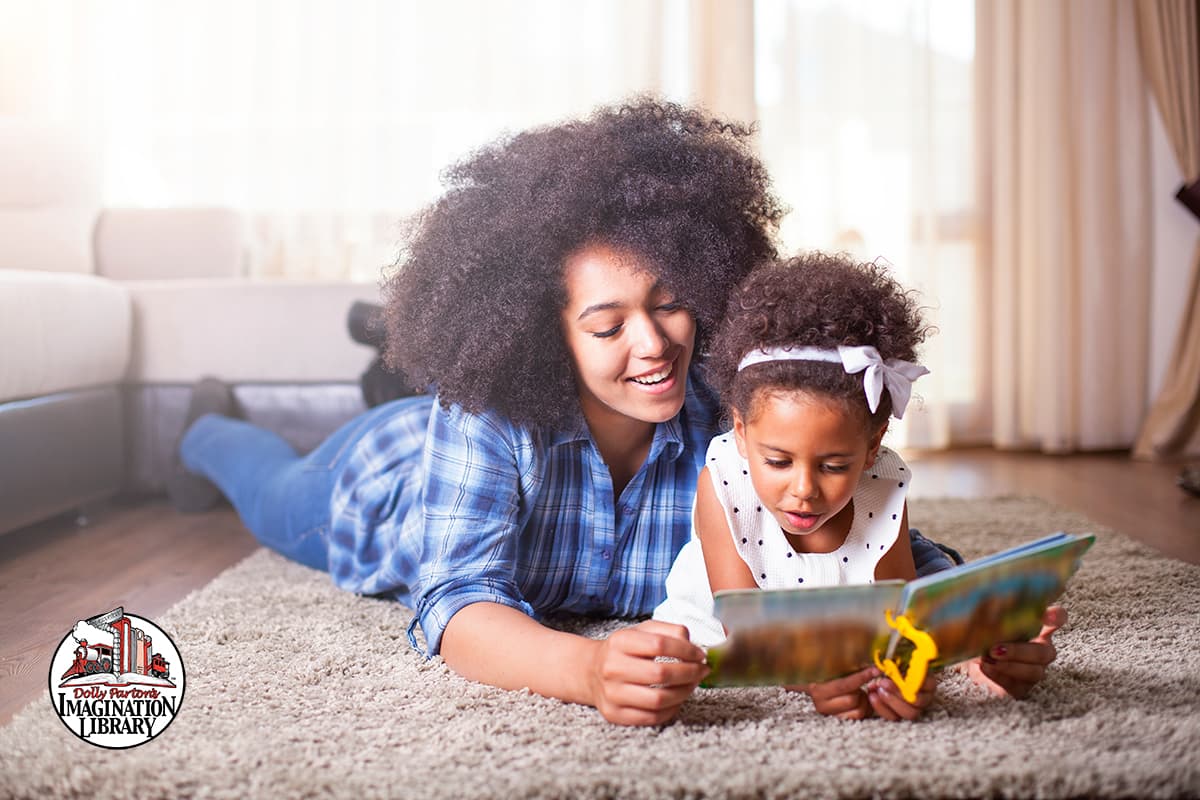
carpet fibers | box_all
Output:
[2,497,1198,799]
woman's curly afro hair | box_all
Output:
[707,252,931,432]
[381,97,783,430]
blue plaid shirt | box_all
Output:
[328,377,722,656]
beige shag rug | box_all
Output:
[2,497,1199,799]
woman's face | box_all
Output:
[560,242,696,430]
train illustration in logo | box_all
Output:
[61,640,114,678]
[59,608,173,683]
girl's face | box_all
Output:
[733,389,885,552]
[560,242,696,430]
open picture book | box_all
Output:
[703,532,1095,699]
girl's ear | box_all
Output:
[864,422,888,468]
[732,409,750,460]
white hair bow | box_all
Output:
[736,344,930,419]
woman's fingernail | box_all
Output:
[992,645,1007,658]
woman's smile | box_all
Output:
[627,356,680,392]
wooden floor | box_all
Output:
[2,448,1197,725]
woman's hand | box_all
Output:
[587,620,709,726]
[965,605,1065,698]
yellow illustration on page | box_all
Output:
[872,610,938,704]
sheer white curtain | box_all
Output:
[6,0,994,450]
[4,0,701,280]
[753,0,977,449]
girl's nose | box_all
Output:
[791,469,818,501]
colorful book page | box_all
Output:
[892,533,1095,669]
[704,581,904,686]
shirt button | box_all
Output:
[601,549,611,560]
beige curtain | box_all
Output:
[1133,0,1200,460]
[976,0,1152,453]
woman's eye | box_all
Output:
[591,325,621,339]
[657,301,683,312]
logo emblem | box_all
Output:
[48,608,185,749]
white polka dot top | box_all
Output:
[652,433,911,647]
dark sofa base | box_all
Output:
[0,388,124,535]
[1,383,369,535]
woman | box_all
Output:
[171,99,972,725]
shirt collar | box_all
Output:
[548,418,591,448]
[547,408,686,464]
[650,412,686,464]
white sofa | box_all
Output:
[0,121,381,534]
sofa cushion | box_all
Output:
[0,206,97,274]
[0,270,131,402]
[125,278,379,383]
[0,121,99,275]
[95,207,245,280]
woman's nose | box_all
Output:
[629,314,670,358]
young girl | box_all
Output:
[654,253,1065,721]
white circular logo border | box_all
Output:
[47,611,186,750]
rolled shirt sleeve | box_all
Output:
[411,402,537,654]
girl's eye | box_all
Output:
[657,301,683,312]
[822,464,850,474]
[592,325,621,339]
[764,458,790,469]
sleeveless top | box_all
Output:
[652,433,911,647]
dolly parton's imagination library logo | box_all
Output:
[48,607,185,749]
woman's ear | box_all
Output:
[864,422,888,468]
[732,409,750,459]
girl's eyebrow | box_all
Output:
[761,443,855,459]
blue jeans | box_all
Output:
[911,529,963,576]
[180,396,430,572]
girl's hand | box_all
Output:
[965,605,1065,698]
[795,665,879,720]
[865,672,938,721]
[587,620,709,726]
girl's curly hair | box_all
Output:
[707,252,931,431]
[381,98,783,430]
